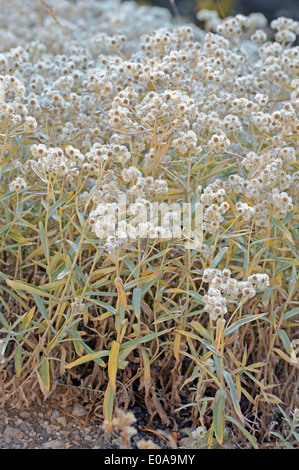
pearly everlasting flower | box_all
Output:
[9,177,27,192]
[203,268,269,321]
[24,116,37,132]
[192,426,206,439]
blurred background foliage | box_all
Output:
[127,0,299,21]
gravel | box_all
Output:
[0,404,179,449]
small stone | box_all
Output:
[52,410,60,421]
[19,423,28,433]
[56,416,67,427]
[43,439,63,449]
[111,438,122,447]
[51,425,61,431]
[3,426,25,441]
[71,403,88,418]
[73,431,81,443]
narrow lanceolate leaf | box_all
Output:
[283,307,299,320]
[38,358,50,397]
[6,279,56,299]
[141,348,151,393]
[65,350,108,369]
[223,371,243,421]
[272,218,295,245]
[278,329,294,356]
[103,381,115,422]
[215,318,226,356]
[17,306,35,341]
[48,193,70,219]
[108,341,120,392]
[56,268,72,280]
[224,313,267,336]
[213,389,226,446]
[173,333,181,361]
[114,277,129,313]
[132,287,142,317]
[33,294,49,321]
[212,247,228,268]
[14,345,22,377]
[226,416,258,449]
[120,329,172,350]
[190,321,212,341]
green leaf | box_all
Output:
[212,247,228,268]
[7,231,27,243]
[48,193,70,219]
[223,371,243,420]
[213,389,226,445]
[225,313,267,336]
[120,329,171,350]
[278,329,294,356]
[190,321,211,341]
[185,290,204,304]
[33,294,49,320]
[226,416,258,449]
[288,265,297,296]
[14,344,22,377]
[40,358,50,394]
[103,381,114,422]
[283,307,299,321]
[132,287,142,317]
[39,221,48,258]
[272,218,295,245]
[262,287,276,306]
[56,268,72,280]
[6,279,56,299]
[16,306,35,341]
[65,350,108,369]
[140,273,163,297]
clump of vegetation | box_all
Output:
[0,0,298,449]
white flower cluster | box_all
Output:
[8,176,27,192]
[202,268,269,321]
[29,144,84,180]
[89,194,182,255]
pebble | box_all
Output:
[43,439,63,449]
[52,410,60,421]
[71,403,88,418]
[56,416,67,427]
[72,431,81,443]
[19,423,28,433]
[3,426,25,441]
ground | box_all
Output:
[0,403,177,449]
